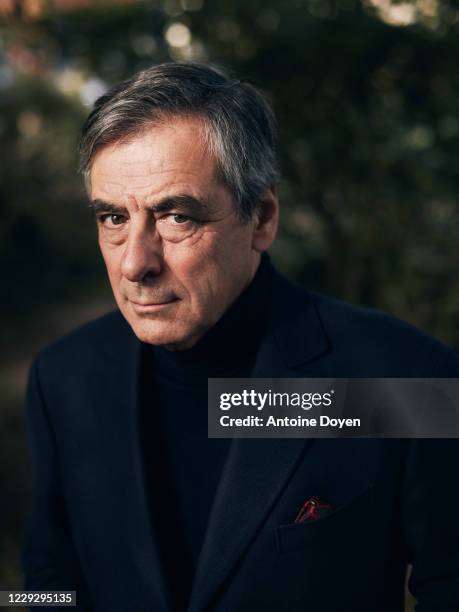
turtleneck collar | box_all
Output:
[149,253,274,383]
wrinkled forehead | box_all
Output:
[89,117,221,202]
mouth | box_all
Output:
[129,298,179,314]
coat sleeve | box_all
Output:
[402,346,459,611]
[22,356,94,611]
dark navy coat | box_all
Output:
[23,266,459,611]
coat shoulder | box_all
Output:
[33,310,132,376]
[308,289,459,376]
[270,268,457,375]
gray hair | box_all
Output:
[79,61,279,220]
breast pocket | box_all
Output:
[276,483,375,554]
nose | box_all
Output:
[120,220,163,283]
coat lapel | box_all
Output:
[187,269,331,612]
[187,436,309,612]
[96,317,171,611]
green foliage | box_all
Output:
[0,76,104,327]
[1,0,458,344]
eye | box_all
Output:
[99,213,126,226]
[171,214,190,224]
[160,213,195,227]
[156,212,200,241]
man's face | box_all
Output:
[90,116,273,350]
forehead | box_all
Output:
[90,116,219,202]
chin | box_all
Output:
[127,318,201,350]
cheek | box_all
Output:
[164,246,223,307]
[166,224,249,273]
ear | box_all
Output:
[251,186,279,252]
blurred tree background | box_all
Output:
[1,0,458,608]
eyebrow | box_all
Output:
[89,195,210,217]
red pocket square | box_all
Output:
[294,496,334,524]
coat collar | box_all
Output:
[252,265,331,374]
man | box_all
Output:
[23,62,459,612]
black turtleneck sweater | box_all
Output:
[140,255,273,611]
